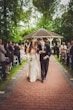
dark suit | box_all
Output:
[70,45,73,69]
[8,45,14,66]
[14,45,21,64]
[38,43,51,80]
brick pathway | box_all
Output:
[0,56,73,110]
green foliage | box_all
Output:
[55,0,73,42]
[68,0,73,14]
[0,0,32,42]
[20,28,37,38]
[33,0,58,17]
[0,0,72,43]
[51,17,62,35]
[9,26,22,42]
[61,12,73,41]
[48,0,73,42]
[32,0,62,34]
[36,16,53,31]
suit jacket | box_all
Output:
[0,45,6,62]
[70,45,73,56]
[14,45,20,56]
[38,43,51,61]
[8,45,14,53]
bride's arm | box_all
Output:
[26,46,30,62]
[26,46,29,54]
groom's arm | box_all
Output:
[37,45,45,54]
[43,44,51,60]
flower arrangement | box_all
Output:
[25,54,32,62]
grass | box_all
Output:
[54,55,73,76]
[0,60,26,89]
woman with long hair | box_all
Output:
[26,40,41,82]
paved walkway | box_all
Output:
[0,56,73,110]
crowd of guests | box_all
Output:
[1,37,73,81]
[53,40,73,70]
[24,39,73,72]
[0,39,21,81]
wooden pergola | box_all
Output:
[24,28,63,47]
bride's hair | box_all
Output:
[29,40,37,53]
[29,41,33,53]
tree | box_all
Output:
[49,0,73,42]
[59,0,73,41]
[32,0,59,18]
[0,0,32,42]
[32,0,60,32]
[36,16,54,31]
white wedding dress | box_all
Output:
[27,49,41,82]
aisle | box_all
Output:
[0,56,73,110]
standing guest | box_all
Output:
[14,43,21,65]
[4,42,10,59]
[53,43,57,55]
[66,42,71,66]
[70,40,73,70]
[0,39,7,80]
[56,42,60,58]
[60,42,67,62]
[4,42,11,73]
[8,41,14,66]
[12,42,15,50]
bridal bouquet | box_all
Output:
[26,54,32,62]
[30,57,32,61]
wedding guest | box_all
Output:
[70,40,73,70]
[60,42,67,62]
[0,39,7,80]
[8,41,14,66]
[56,42,60,58]
[66,42,71,66]
[14,43,21,65]
[4,42,11,73]
[53,43,56,54]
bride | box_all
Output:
[26,40,41,82]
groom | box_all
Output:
[37,38,51,83]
